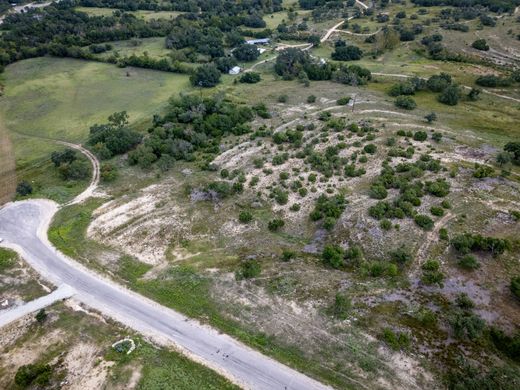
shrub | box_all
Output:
[281,250,296,261]
[413,131,427,141]
[511,276,520,300]
[430,206,444,216]
[15,364,53,387]
[380,219,392,230]
[457,254,480,270]
[421,262,444,287]
[369,183,387,199]
[331,293,351,319]
[58,160,91,180]
[439,228,449,240]
[100,163,118,182]
[381,328,410,350]
[268,218,285,232]
[35,309,47,324]
[414,214,434,230]
[395,96,417,110]
[450,310,485,340]
[473,164,494,179]
[337,97,351,105]
[238,211,253,223]
[471,39,489,51]
[277,94,288,103]
[364,144,377,154]
[239,72,261,84]
[307,95,316,103]
[389,247,412,265]
[322,244,344,269]
[16,180,33,196]
[456,293,475,310]
[236,259,261,279]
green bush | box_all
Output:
[238,211,253,223]
[281,250,296,261]
[457,254,480,270]
[15,363,53,387]
[331,293,351,319]
[380,219,392,230]
[414,214,434,230]
[421,259,444,287]
[430,206,445,216]
[395,96,417,110]
[268,218,285,232]
[236,259,261,279]
[381,328,410,350]
[413,131,427,141]
[322,244,344,269]
[337,97,351,105]
[511,276,520,300]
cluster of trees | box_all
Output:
[275,48,371,86]
[451,233,511,256]
[410,0,517,13]
[309,194,347,230]
[88,111,142,159]
[368,156,449,228]
[389,73,472,106]
[0,2,173,70]
[127,94,257,169]
[0,0,280,74]
[331,40,363,61]
[50,148,91,181]
[80,0,283,13]
[497,142,520,166]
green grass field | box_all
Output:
[0,57,189,202]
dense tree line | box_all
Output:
[411,0,519,13]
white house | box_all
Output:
[246,38,270,45]
[229,66,242,75]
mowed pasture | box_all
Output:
[0,57,189,201]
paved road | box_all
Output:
[0,199,330,390]
[0,284,75,328]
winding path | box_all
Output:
[0,143,330,389]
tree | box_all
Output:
[233,44,260,61]
[331,45,363,61]
[190,64,221,88]
[438,84,460,106]
[472,39,489,51]
[16,180,33,196]
[275,48,312,80]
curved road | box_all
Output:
[0,142,330,389]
